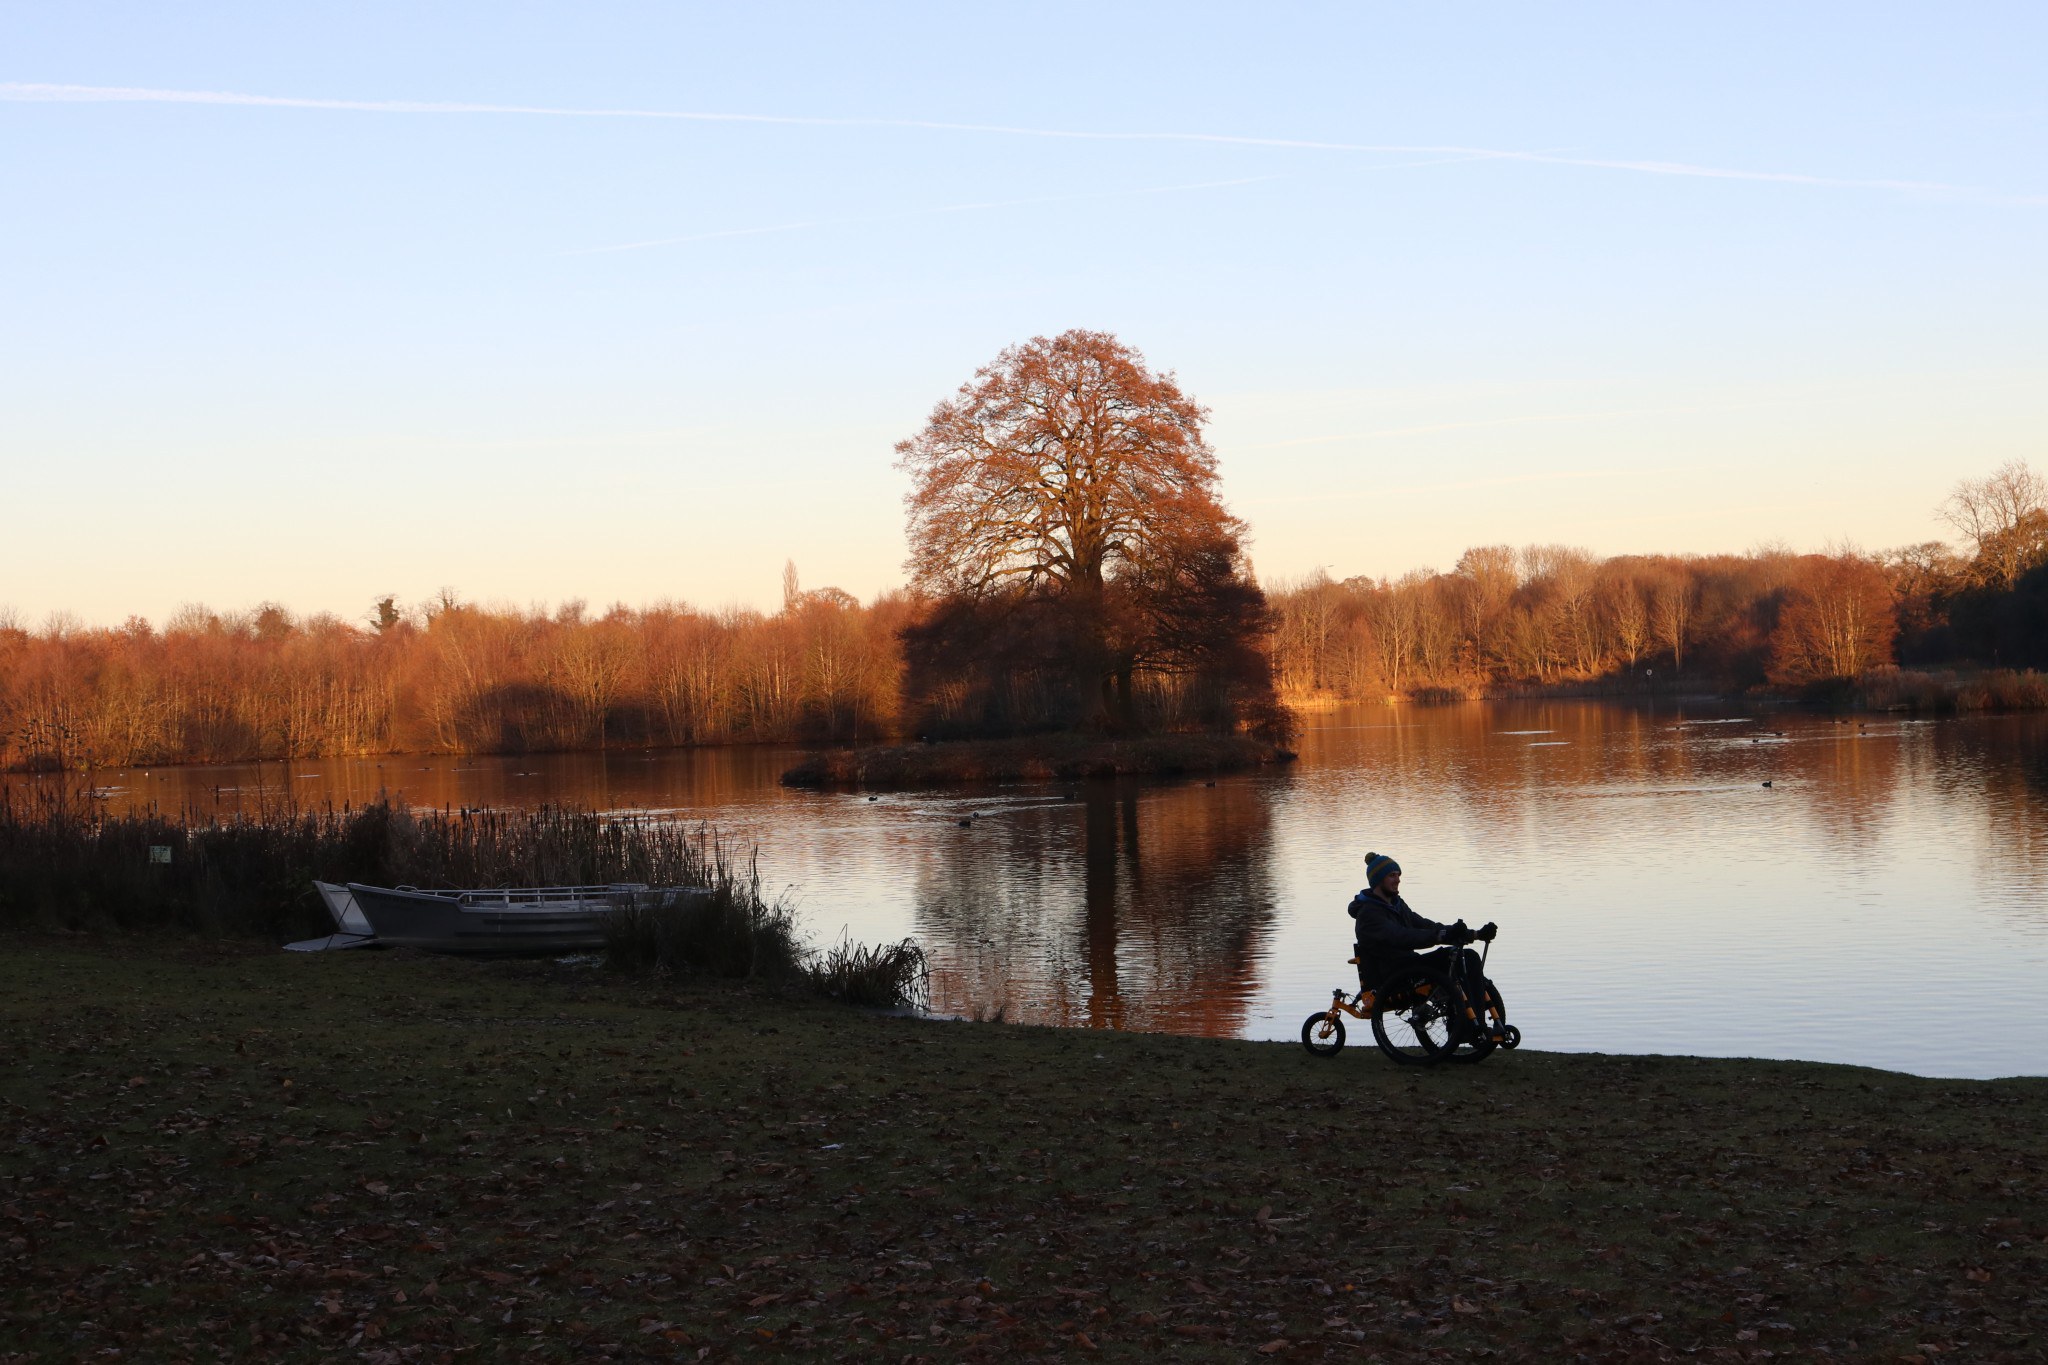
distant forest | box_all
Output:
[1266,460,2048,705]
[2,462,2043,772]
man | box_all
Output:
[1348,851,1498,1036]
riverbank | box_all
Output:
[1278,666,2048,714]
[780,732,1295,787]
[4,940,2042,1362]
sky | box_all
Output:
[3,2,2044,629]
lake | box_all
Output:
[46,701,2048,1079]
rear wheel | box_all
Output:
[1371,972,1453,1065]
[1300,1011,1346,1057]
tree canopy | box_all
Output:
[897,329,1239,598]
[896,330,1281,737]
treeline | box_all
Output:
[6,460,2044,769]
[0,572,909,771]
[1265,460,2048,704]
[1266,546,1897,700]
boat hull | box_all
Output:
[344,883,703,954]
[285,881,382,952]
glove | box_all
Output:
[1441,919,1470,946]
[1477,922,1498,942]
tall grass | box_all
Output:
[600,843,805,982]
[1855,668,2048,713]
[0,784,929,1007]
[0,783,733,942]
[804,935,931,1010]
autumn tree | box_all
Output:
[896,329,1280,735]
[1767,552,1897,686]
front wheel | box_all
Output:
[1371,973,1453,1065]
[1301,1011,1346,1057]
[1447,981,1507,1064]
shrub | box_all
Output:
[803,936,931,1010]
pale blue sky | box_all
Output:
[3,3,2043,627]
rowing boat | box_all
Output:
[342,881,706,954]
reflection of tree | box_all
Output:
[913,778,1280,1037]
[1923,717,2048,926]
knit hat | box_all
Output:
[1364,851,1402,888]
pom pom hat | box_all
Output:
[1364,851,1402,889]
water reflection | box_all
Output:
[17,701,2048,1077]
[910,780,1279,1037]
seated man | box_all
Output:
[1348,851,1497,1034]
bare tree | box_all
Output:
[1769,553,1897,684]
[1452,544,1519,670]
[1362,576,1419,692]
[1940,460,2048,587]
[1600,572,1651,669]
[1650,572,1695,674]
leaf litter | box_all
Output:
[2,935,2045,1362]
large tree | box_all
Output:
[896,329,1277,734]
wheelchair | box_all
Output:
[1300,924,1520,1065]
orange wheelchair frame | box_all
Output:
[1302,941,1519,1065]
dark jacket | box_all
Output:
[1348,887,1446,953]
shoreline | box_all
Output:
[9,672,2046,777]
[1280,664,2048,713]
[779,732,1296,787]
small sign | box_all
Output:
[148,845,172,864]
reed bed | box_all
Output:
[599,845,806,983]
[803,934,931,1009]
[1854,667,2048,712]
[0,786,927,1006]
[0,785,713,941]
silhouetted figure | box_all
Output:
[1349,852,1496,1022]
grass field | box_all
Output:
[2,938,2044,1362]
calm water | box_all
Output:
[41,702,2048,1079]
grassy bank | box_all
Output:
[3,941,2043,1362]
[781,733,1294,788]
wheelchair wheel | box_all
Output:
[1446,981,1506,1064]
[1300,1011,1346,1058]
[1370,972,1453,1065]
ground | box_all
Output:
[2,938,2044,1362]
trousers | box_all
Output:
[1356,945,1490,1005]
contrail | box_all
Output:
[6,81,2039,204]
[565,173,1301,256]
